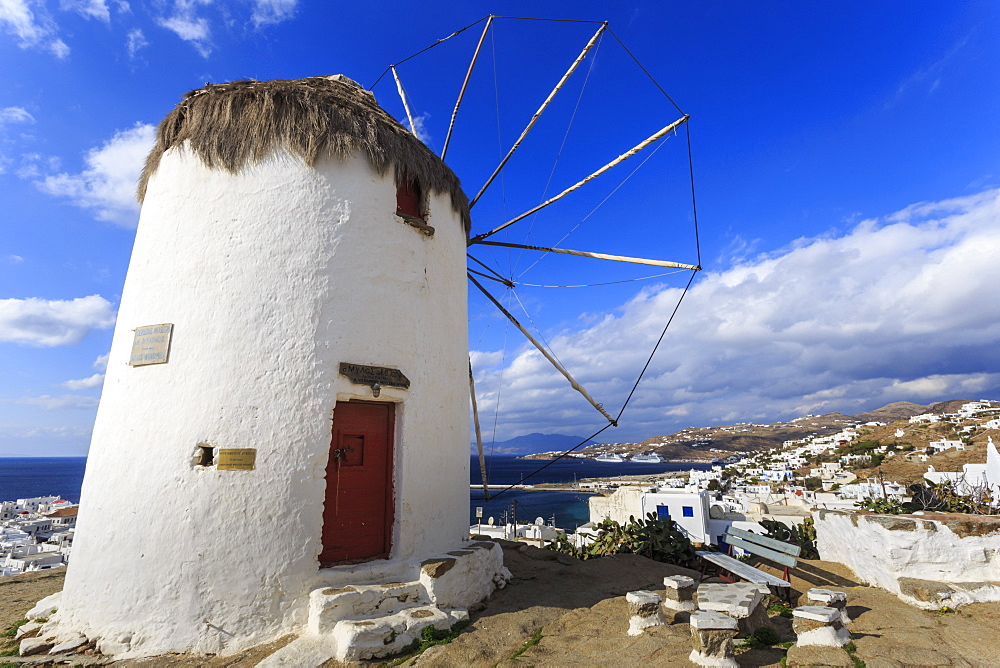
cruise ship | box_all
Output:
[594,453,625,463]
[630,453,664,463]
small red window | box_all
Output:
[396,179,423,219]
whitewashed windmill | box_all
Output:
[37,16,700,666]
[41,75,509,663]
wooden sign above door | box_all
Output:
[339,363,410,390]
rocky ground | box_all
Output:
[4,545,1000,667]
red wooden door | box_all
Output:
[320,401,394,566]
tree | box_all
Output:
[803,477,822,491]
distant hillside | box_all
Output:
[470,433,593,456]
[852,401,930,423]
[851,400,973,423]
[522,399,989,460]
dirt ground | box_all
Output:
[3,546,1000,667]
[408,545,1000,668]
[0,570,65,632]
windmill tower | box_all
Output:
[43,75,509,662]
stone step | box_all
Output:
[332,605,468,662]
[256,604,469,667]
[316,559,415,588]
[307,580,427,634]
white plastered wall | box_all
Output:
[815,509,1000,605]
[53,146,469,657]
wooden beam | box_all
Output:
[442,16,493,161]
[469,22,607,208]
[472,114,689,241]
[470,239,701,271]
[468,273,616,425]
[469,359,491,501]
[391,66,418,138]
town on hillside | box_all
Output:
[0,497,76,576]
[482,399,1000,552]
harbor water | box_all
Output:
[469,455,711,530]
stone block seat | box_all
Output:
[695,582,769,637]
[626,590,666,636]
[792,605,851,648]
[806,588,850,624]
[662,575,698,621]
[689,610,739,668]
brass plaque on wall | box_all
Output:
[339,363,410,389]
[217,449,256,471]
[129,323,173,366]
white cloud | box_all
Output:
[252,0,296,26]
[4,255,23,263]
[0,294,115,346]
[60,0,109,22]
[472,189,1000,441]
[17,152,60,179]
[6,424,91,438]
[0,106,34,125]
[34,122,154,226]
[16,394,100,409]
[125,26,146,56]
[157,0,212,56]
[61,373,105,389]
[47,36,67,56]
[407,112,432,146]
[150,0,295,55]
[93,352,109,370]
[0,0,69,57]
[885,31,971,109]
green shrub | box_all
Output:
[0,620,27,639]
[752,626,780,646]
[767,595,794,618]
[545,532,579,558]
[581,514,697,567]
[856,497,902,514]
[385,620,470,665]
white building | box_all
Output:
[3,543,64,574]
[45,75,507,662]
[929,439,965,453]
[0,497,60,521]
[838,480,907,501]
[761,469,794,482]
[587,486,743,546]
[925,438,1000,497]
[958,401,994,417]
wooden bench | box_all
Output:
[695,526,800,602]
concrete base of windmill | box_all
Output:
[258,540,509,666]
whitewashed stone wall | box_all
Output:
[815,509,1000,608]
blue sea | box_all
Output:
[0,456,708,531]
[0,457,87,503]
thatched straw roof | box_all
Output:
[138,75,471,231]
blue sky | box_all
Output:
[2,1,999,456]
